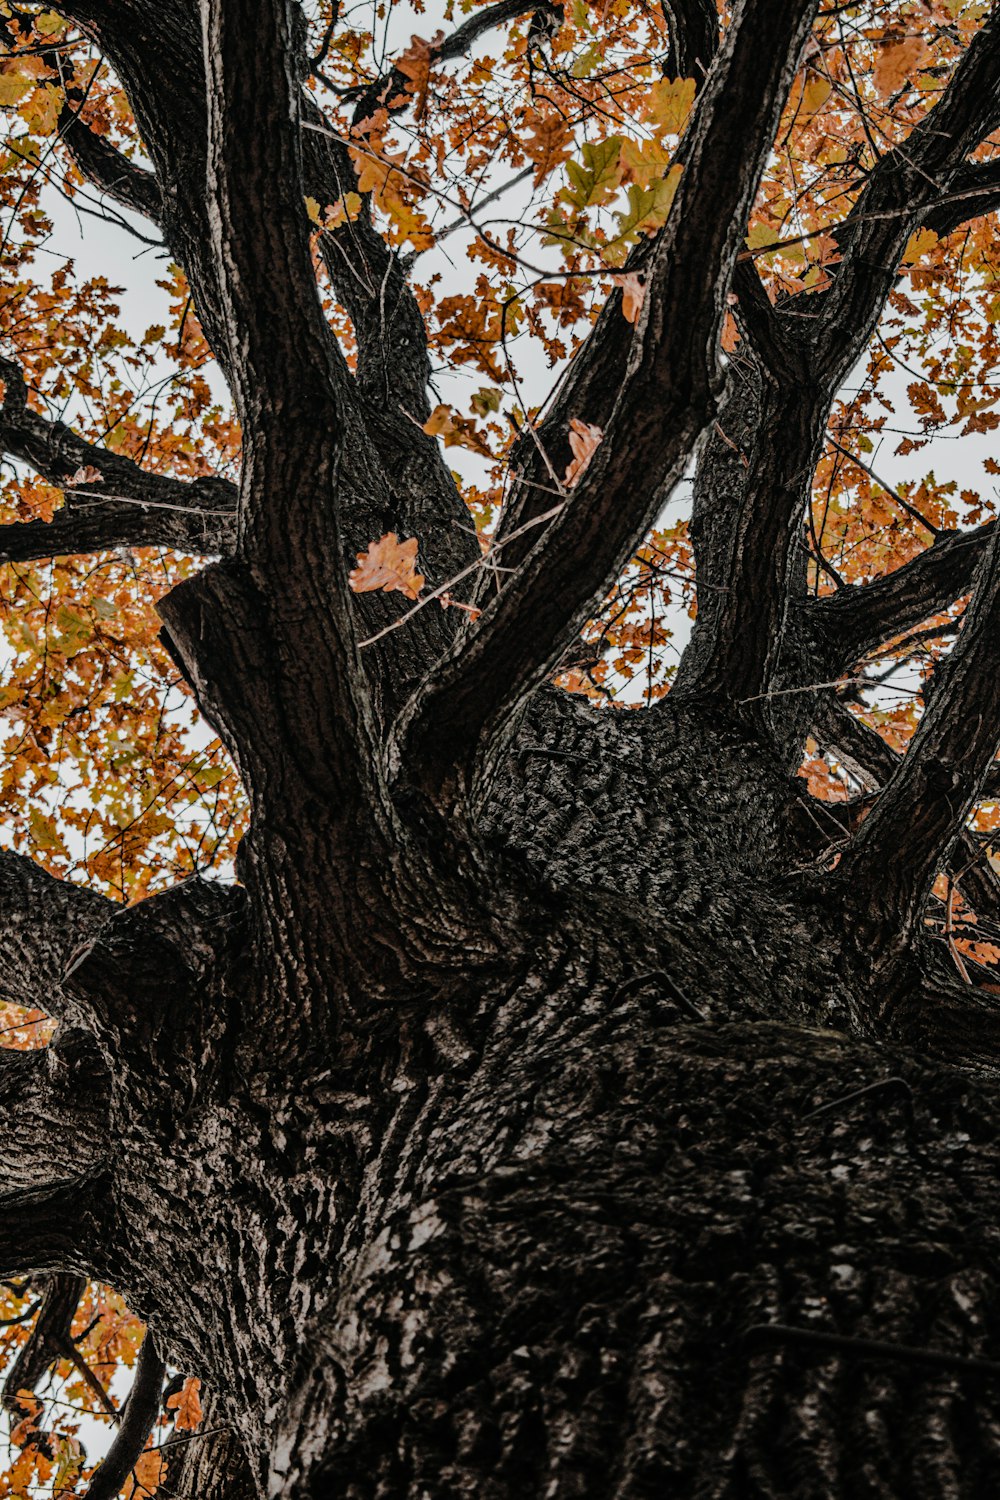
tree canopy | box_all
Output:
[3,0,1000,1494]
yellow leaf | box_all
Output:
[0,69,32,107]
[349,533,425,600]
[801,76,832,117]
[903,227,938,265]
[644,76,696,136]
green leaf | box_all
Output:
[561,137,623,211]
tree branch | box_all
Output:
[801,522,996,677]
[835,524,1000,960]
[201,0,346,474]
[0,1178,107,1280]
[393,0,820,806]
[677,9,1000,707]
[0,852,112,1014]
[0,1038,109,1197]
[58,102,163,226]
[1,1273,86,1419]
[177,0,384,859]
[662,0,719,79]
[0,355,237,560]
[924,159,1000,240]
[82,1331,165,1500]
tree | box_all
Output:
[3,0,1000,1492]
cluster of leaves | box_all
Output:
[0,4,246,901]
[0,1277,202,1500]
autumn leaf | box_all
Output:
[349,534,425,600]
[563,419,604,487]
[612,272,645,325]
[67,465,104,485]
[395,32,444,120]
[167,1375,203,1431]
[124,1447,166,1499]
[873,36,930,96]
[524,110,574,185]
[644,76,696,135]
[423,403,493,456]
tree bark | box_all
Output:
[6,2,1000,1496]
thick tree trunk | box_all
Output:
[42,694,999,1499]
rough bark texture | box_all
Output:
[5,2,1000,1497]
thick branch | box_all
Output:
[662,0,719,78]
[0,851,111,1013]
[835,525,1000,955]
[394,0,819,806]
[0,1179,107,1280]
[680,11,1000,707]
[58,102,163,225]
[0,356,237,559]
[810,11,1000,363]
[925,158,1000,240]
[802,522,996,676]
[0,1037,109,1196]
[202,0,346,471]
[1,1273,86,1418]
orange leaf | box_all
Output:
[349,534,425,600]
[166,1375,203,1431]
[124,1448,166,1499]
[873,36,930,96]
[563,419,603,488]
[395,31,443,119]
[612,272,645,325]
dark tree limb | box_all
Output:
[806,10,1000,360]
[801,521,995,677]
[925,159,1000,240]
[81,1331,165,1500]
[810,692,1000,929]
[61,874,245,1063]
[0,354,237,559]
[1,1273,86,1418]
[0,1039,109,1198]
[0,851,112,1014]
[835,525,1000,959]
[677,11,1000,710]
[58,102,163,225]
[662,0,719,78]
[394,0,821,807]
[0,1178,108,1280]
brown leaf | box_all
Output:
[563,419,604,488]
[349,534,425,600]
[611,272,645,325]
[873,36,929,96]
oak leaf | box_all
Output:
[349,534,425,600]
[124,1448,166,1498]
[873,36,930,96]
[167,1375,203,1431]
[563,419,604,487]
[612,272,645,325]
